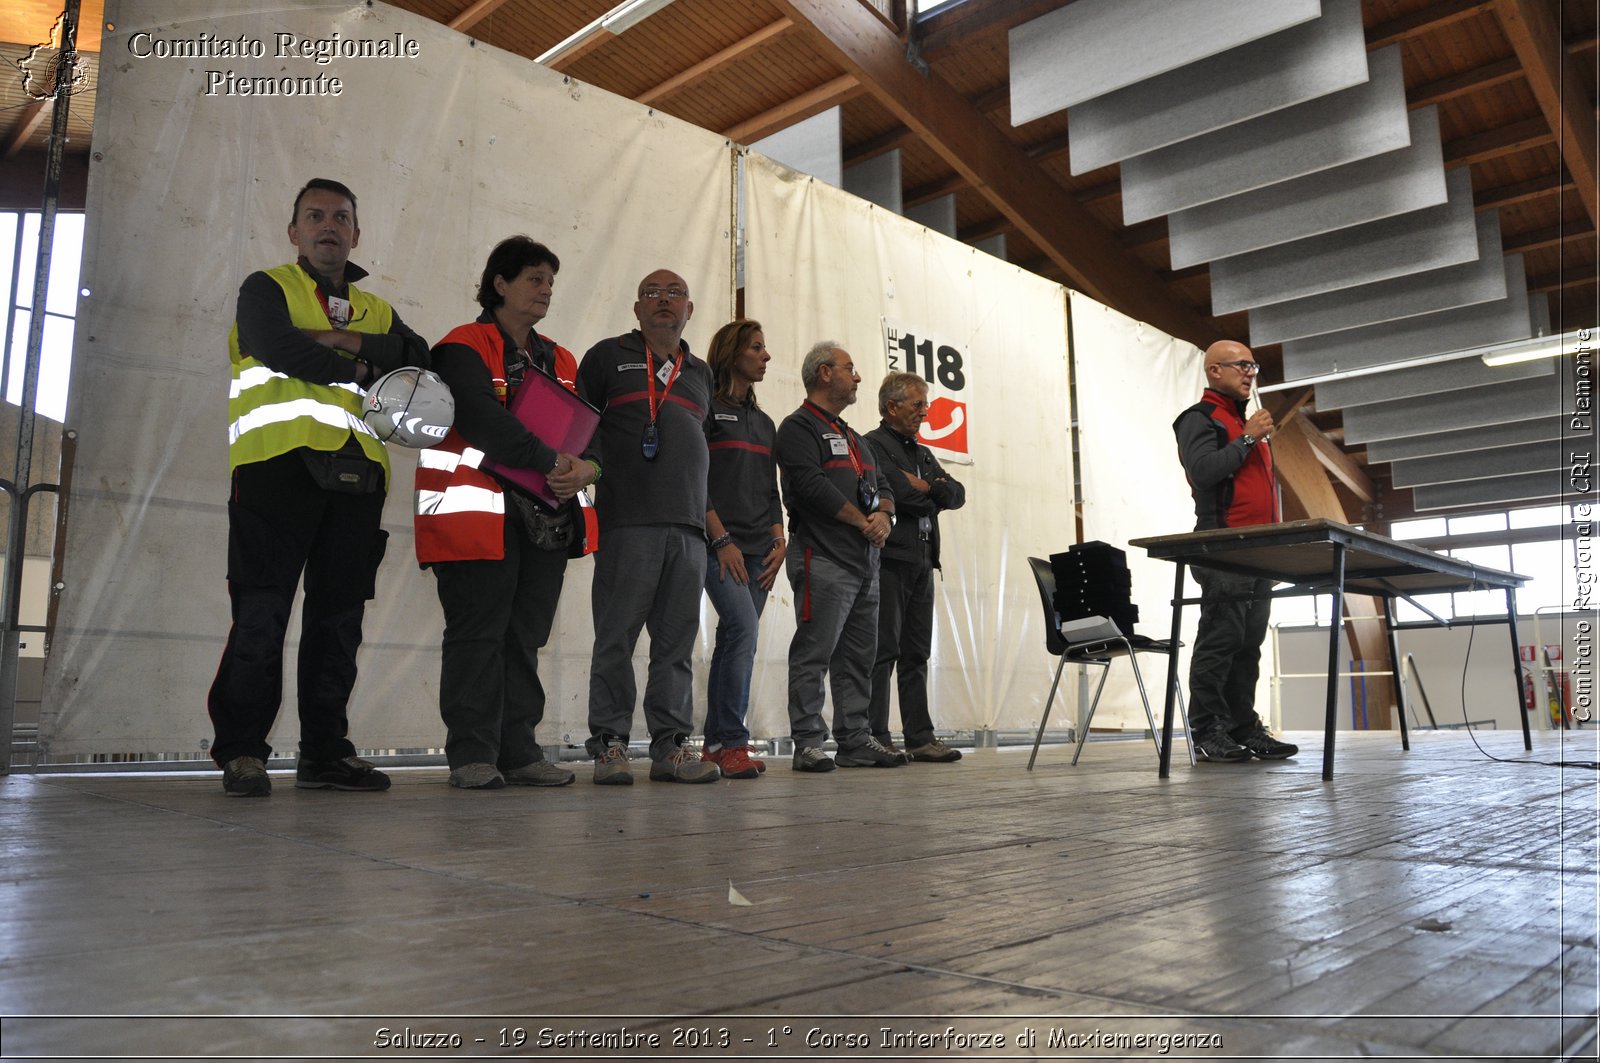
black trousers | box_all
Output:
[868,555,937,748]
[1186,567,1273,737]
[432,516,568,770]
[207,450,388,766]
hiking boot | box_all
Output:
[704,746,761,779]
[834,735,906,768]
[593,743,634,786]
[222,756,271,797]
[1193,726,1251,763]
[503,759,576,786]
[650,747,721,783]
[1236,726,1299,760]
[295,755,391,791]
[791,746,836,773]
[448,763,505,789]
[906,739,962,763]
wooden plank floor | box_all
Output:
[0,730,1596,1061]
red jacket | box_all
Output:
[1174,388,1278,530]
[415,320,590,562]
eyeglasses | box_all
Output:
[639,286,687,300]
[893,398,929,411]
[1217,360,1260,374]
[826,361,857,375]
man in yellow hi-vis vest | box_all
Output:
[208,178,429,797]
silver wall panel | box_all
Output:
[1389,439,1566,488]
[1250,209,1503,345]
[970,233,1007,259]
[751,107,842,188]
[1341,375,1564,444]
[1168,106,1444,269]
[1530,291,1551,336]
[842,149,902,213]
[1411,471,1567,511]
[1281,255,1527,378]
[1068,0,1365,175]
[1008,0,1321,124]
[1314,348,1551,410]
[1364,416,1569,462]
[1212,164,1477,316]
[1119,45,1407,225]
[905,193,956,237]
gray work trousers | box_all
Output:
[586,523,703,760]
[785,549,878,752]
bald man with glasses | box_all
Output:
[1172,340,1298,763]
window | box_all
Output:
[2,210,84,423]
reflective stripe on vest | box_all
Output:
[413,321,579,564]
[227,262,395,483]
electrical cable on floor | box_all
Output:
[1453,582,1598,770]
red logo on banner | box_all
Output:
[919,396,968,456]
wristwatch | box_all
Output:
[1241,433,1257,447]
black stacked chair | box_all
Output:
[1026,548,1193,769]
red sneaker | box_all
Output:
[717,745,761,779]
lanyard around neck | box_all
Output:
[645,342,684,425]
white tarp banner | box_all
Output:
[740,151,1075,737]
[40,0,734,757]
[1071,292,1206,729]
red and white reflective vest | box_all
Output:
[414,320,592,562]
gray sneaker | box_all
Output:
[503,759,576,786]
[448,763,505,789]
[791,746,836,773]
[222,755,271,797]
[649,747,721,783]
[835,735,906,768]
[593,743,634,786]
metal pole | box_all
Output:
[1,0,79,775]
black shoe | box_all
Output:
[1193,727,1251,763]
[222,756,271,797]
[295,755,391,791]
[834,736,906,768]
[1237,726,1298,760]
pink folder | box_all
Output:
[481,367,602,508]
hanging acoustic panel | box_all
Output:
[1412,471,1568,511]
[1364,416,1569,462]
[1211,165,1478,317]
[1068,0,1366,175]
[1341,375,1564,444]
[1167,107,1445,268]
[1389,439,1566,488]
[1313,348,1551,410]
[1250,209,1505,345]
[1008,0,1321,124]
[1119,45,1408,225]
[1281,254,1528,379]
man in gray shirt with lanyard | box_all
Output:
[568,269,721,785]
[776,342,902,772]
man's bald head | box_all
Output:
[1203,340,1258,401]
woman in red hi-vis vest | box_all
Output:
[415,236,594,790]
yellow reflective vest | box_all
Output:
[227,262,393,483]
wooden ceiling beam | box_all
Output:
[636,17,796,107]
[1476,174,1575,209]
[722,74,863,144]
[1408,34,1599,108]
[1443,115,1554,165]
[1494,0,1600,229]
[1367,0,1495,48]
[448,0,512,32]
[1120,218,1167,249]
[958,216,1010,244]
[1528,260,1600,292]
[769,0,1214,344]
[2,99,49,160]
[1295,417,1376,504]
[1504,219,1595,254]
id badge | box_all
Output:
[642,421,660,461]
[325,296,352,329]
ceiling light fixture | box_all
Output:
[538,0,676,66]
[1256,329,1582,394]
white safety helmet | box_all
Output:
[361,367,455,448]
